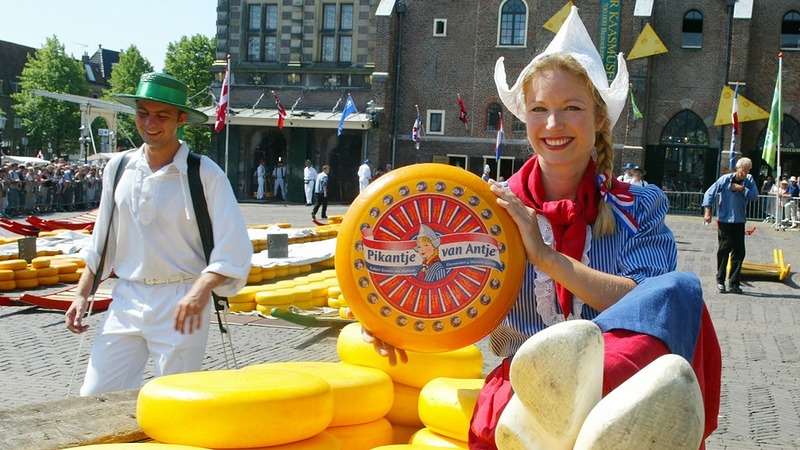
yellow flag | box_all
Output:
[714,85,770,126]
[543,1,574,33]
[628,23,668,60]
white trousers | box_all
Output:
[359,177,370,193]
[304,180,315,204]
[256,176,265,199]
[274,178,286,199]
[80,279,210,396]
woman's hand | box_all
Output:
[361,327,408,366]
[489,179,552,266]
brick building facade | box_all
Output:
[214,0,799,202]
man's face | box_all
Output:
[735,165,750,180]
[134,100,186,150]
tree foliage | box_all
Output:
[12,36,90,156]
[164,34,215,154]
[106,45,153,149]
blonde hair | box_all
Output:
[521,53,616,237]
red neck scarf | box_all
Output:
[507,155,600,319]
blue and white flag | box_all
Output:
[337,94,358,136]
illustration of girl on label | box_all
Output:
[414,224,449,282]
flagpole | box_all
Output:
[775,53,783,228]
[223,54,231,177]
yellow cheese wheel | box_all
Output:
[292,286,314,303]
[15,278,39,289]
[0,259,28,271]
[392,425,424,446]
[418,377,483,442]
[288,265,301,276]
[385,382,424,428]
[298,264,313,273]
[241,431,340,449]
[385,382,425,428]
[328,297,342,309]
[274,264,290,278]
[335,163,525,352]
[31,256,52,269]
[255,288,295,306]
[0,280,16,291]
[52,262,79,274]
[0,269,15,281]
[337,323,483,388]
[58,272,82,283]
[338,293,349,307]
[326,418,394,450]
[247,273,263,284]
[228,285,263,304]
[229,301,255,313]
[261,266,276,280]
[244,361,393,427]
[248,265,262,275]
[51,256,86,268]
[275,279,299,288]
[327,285,342,298]
[137,369,334,448]
[33,267,58,278]
[37,275,61,286]
[409,428,468,449]
[14,268,38,280]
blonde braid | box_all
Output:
[594,123,616,238]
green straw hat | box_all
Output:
[113,72,208,125]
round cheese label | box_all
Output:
[335,163,524,352]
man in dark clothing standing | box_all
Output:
[702,157,758,294]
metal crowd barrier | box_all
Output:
[663,191,780,222]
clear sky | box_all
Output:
[0,0,218,71]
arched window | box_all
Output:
[781,11,800,50]
[682,10,703,48]
[659,110,710,192]
[499,0,527,46]
[486,103,502,132]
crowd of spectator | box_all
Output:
[0,158,105,218]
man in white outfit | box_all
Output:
[255,160,266,200]
[303,160,317,206]
[65,72,251,396]
[272,159,287,201]
[358,159,372,193]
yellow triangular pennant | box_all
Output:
[714,85,770,126]
[543,1,574,33]
[628,23,668,60]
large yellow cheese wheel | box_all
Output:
[14,268,38,280]
[37,275,60,286]
[255,288,295,306]
[30,256,52,269]
[52,262,79,274]
[392,424,424,446]
[240,430,340,449]
[0,280,16,291]
[244,361,393,427]
[337,322,483,388]
[261,266,276,280]
[58,272,82,283]
[409,427,468,449]
[385,382,424,428]
[228,285,263,304]
[34,266,58,278]
[247,273,263,284]
[335,163,525,352]
[0,269,14,281]
[418,377,483,441]
[15,278,39,289]
[137,369,334,448]
[326,417,394,450]
[0,259,28,271]
[229,301,255,313]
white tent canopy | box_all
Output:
[1,155,50,167]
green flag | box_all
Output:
[629,83,643,120]
[762,57,782,168]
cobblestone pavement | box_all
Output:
[0,202,799,449]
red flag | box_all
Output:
[272,91,287,129]
[458,94,468,126]
[214,57,230,133]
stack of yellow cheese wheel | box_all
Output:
[137,369,334,448]
[32,256,60,286]
[417,377,484,445]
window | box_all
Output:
[427,110,445,135]
[682,10,703,48]
[320,3,354,63]
[659,110,710,192]
[499,0,527,46]
[246,3,279,62]
[486,103,502,132]
[513,116,526,132]
[434,19,447,37]
[781,11,800,50]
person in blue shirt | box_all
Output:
[702,157,758,294]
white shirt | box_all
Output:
[358,163,371,181]
[256,164,265,178]
[81,143,251,297]
[304,166,318,182]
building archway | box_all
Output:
[647,110,714,192]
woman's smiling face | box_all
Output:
[524,68,603,170]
